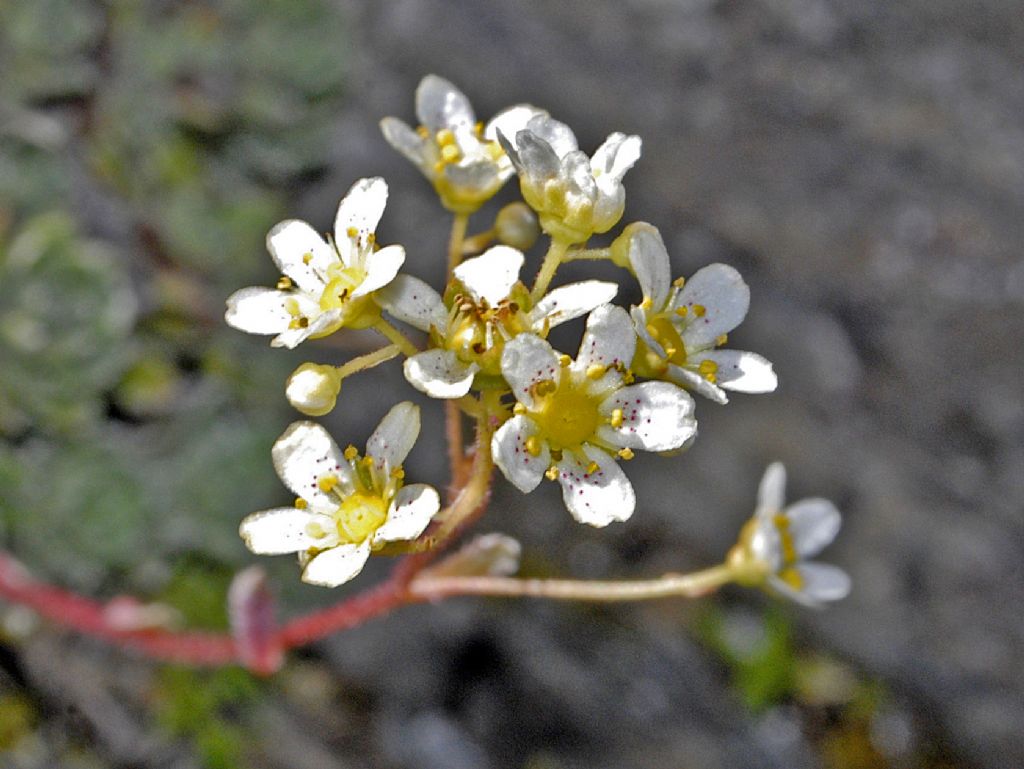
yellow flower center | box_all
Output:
[529,375,603,452]
[443,289,530,377]
[318,264,366,313]
[334,492,388,544]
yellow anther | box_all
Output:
[305,520,329,539]
[346,226,358,239]
[441,144,461,163]
[646,324,661,339]
[294,497,308,509]
[513,402,527,415]
[317,474,339,493]
[640,296,654,310]
[433,161,445,174]
[532,379,557,397]
[525,436,542,457]
[390,467,405,480]
[557,354,572,367]
[698,359,718,377]
[693,304,706,317]
[436,128,456,146]
[343,445,359,461]
[545,465,559,481]
[474,121,484,136]
[617,447,635,460]
[485,141,504,161]
[302,251,313,265]
[586,364,607,379]
[622,370,635,384]
[674,306,688,317]
[276,276,293,290]
[673,276,686,288]
[366,232,376,245]
[663,346,677,358]
[773,514,798,564]
[716,334,728,347]
[610,408,624,428]
[360,456,374,468]
[416,125,430,138]
[778,566,804,590]
[288,316,309,330]
[585,461,600,475]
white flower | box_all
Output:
[730,462,851,607]
[285,363,342,416]
[225,178,405,348]
[491,305,696,527]
[623,224,777,404]
[238,403,440,587]
[380,75,543,213]
[376,245,617,399]
[498,114,641,244]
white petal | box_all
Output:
[301,542,372,587]
[492,415,550,494]
[272,422,353,511]
[380,117,427,166]
[596,381,697,452]
[496,130,525,175]
[562,151,597,199]
[226,287,312,336]
[415,74,475,132]
[512,129,561,180]
[453,246,524,306]
[334,177,388,265]
[755,462,787,518]
[444,160,503,193]
[367,401,420,474]
[404,349,477,399]
[572,304,635,377]
[483,104,543,141]
[375,274,447,333]
[374,483,440,544]
[531,280,618,331]
[626,224,671,308]
[351,244,405,298]
[525,114,578,157]
[556,445,635,527]
[266,220,334,293]
[674,263,750,350]
[630,305,666,358]
[665,362,729,405]
[500,333,562,408]
[784,498,842,557]
[771,563,851,607]
[693,349,777,394]
[591,133,642,182]
[239,508,335,555]
[271,308,343,350]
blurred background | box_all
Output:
[1,1,1022,767]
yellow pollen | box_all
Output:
[294,497,308,509]
[622,370,635,384]
[436,128,456,146]
[343,445,358,461]
[674,306,688,317]
[474,121,484,136]
[617,447,635,460]
[525,436,542,457]
[558,354,572,367]
[317,475,339,493]
[276,276,293,290]
[366,232,376,245]
[532,379,557,398]
[640,297,653,310]
[360,456,374,467]
[302,252,313,265]
[305,520,328,539]
[513,402,527,415]
[441,144,461,163]
[346,226,358,239]
[698,359,718,376]
[545,465,559,481]
[585,461,600,475]
[416,125,430,138]
[586,364,607,379]
[390,467,405,480]
[664,346,677,358]
[716,334,728,346]
[610,408,624,428]
[693,304,706,317]
[673,277,686,288]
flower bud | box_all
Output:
[495,202,541,251]
[286,363,341,416]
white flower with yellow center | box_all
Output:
[623,224,777,404]
[492,305,696,527]
[380,75,543,213]
[376,246,617,399]
[238,403,440,587]
[729,462,851,607]
[498,114,641,244]
[225,177,405,348]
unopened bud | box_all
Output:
[495,202,540,251]
[286,363,341,416]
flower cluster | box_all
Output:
[228,74,847,607]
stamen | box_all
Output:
[585,461,600,475]
[525,436,542,457]
[674,306,688,317]
[672,277,686,288]
[558,354,572,367]
[346,226,358,239]
[302,252,313,265]
[609,408,624,428]
[640,297,653,310]
[692,304,706,317]
[585,364,607,379]
[441,144,461,163]
[305,521,329,539]
[617,447,634,460]
[646,323,661,339]
[545,465,559,481]
[716,334,728,346]
[343,445,359,461]
[276,276,293,290]
[317,475,339,493]
[295,497,308,509]
[416,125,430,138]
[436,128,456,146]
[513,402,527,415]
[390,467,405,480]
